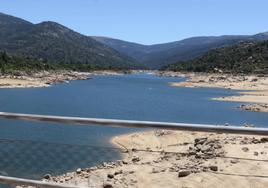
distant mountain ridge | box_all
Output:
[93,32,268,69]
[0,12,140,69]
[164,40,268,74]
[1,12,268,70]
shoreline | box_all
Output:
[158,71,268,113]
[0,70,125,88]
[46,130,268,188]
[39,72,268,187]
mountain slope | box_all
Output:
[94,33,268,69]
[0,12,33,40]
[164,41,268,74]
[2,12,268,70]
[92,37,149,62]
[0,13,140,69]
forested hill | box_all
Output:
[0,51,127,75]
[164,41,268,74]
[0,13,141,70]
[2,12,268,71]
[93,33,268,69]
[0,51,55,74]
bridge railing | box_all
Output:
[0,112,267,188]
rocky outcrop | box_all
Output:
[239,104,268,112]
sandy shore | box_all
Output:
[13,70,268,188]
[45,130,268,188]
[0,70,123,88]
[36,71,268,187]
[161,71,268,113]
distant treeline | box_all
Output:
[163,41,268,74]
[0,51,125,75]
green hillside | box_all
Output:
[164,41,268,74]
[0,13,141,70]
[94,33,268,69]
[0,51,127,75]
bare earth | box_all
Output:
[17,71,268,188]
[164,72,268,113]
[46,130,268,188]
[0,70,123,88]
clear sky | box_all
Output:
[1,0,268,44]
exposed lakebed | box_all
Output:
[0,73,267,179]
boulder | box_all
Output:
[76,168,82,174]
[114,170,123,175]
[107,174,114,179]
[103,183,113,188]
[132,156,140,162]
[178,170,191,177]
[242,147,249,152]
[43,174,51,180]
[194,137,208,145]
[152,168,160,174]
[230,159,239,164]
[209,166,218,171]
[200,145,211,153]
[260,137,268,143]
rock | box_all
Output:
[66,172,73,177]
[195,144,203,151]
[200,145,211,153]
[260,137,268,143]
[205,151,214,156]
[130,179,138,184]
[214,144,222,149]
[65,176,72,181]
[242,147,249,152]
[152,168,160,174]
[103,183,113,188]
[132,156,140,162]
[194,151,203,157]
[122,160,128,164]
[182,142,190,145]
[43,174,51,180]
[252,139,261,144]
[76,168,82,174]
[155,130,170,136]
[132,148,137,152]
[194,137,208,145]
[178,170,191,177]
[209,166,218,171]
[114,170,123,175]
[230,159,239,164]
[88,167,97,171]
[240,140,248,145]
[107,173,114,179]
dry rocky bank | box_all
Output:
[158,71,268,113]
[42,130,268,188]
[15,71,268,188]
[0,70,124,88]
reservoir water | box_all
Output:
[0,73,267,179]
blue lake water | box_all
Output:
[0,73,267,179]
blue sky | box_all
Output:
[1,0,268,44]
